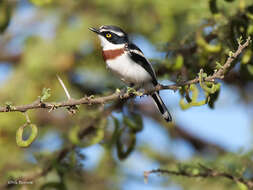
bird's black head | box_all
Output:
[89,25,129,47]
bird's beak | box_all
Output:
[89,27,100,35]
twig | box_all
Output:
[0,37,250,113]
[144,168,253,189]
[24,112,31,124]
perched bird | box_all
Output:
[89,25,172,122]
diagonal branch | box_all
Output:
[0,37,250,113]
[144,166,253,189]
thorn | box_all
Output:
[119,88,126,99]
[57,75,71,100]
[48,104,56,112]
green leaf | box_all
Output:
[107,117,120,148]
[208,89,220,109]
[68,125,81,146]
[0,1,12,33]
[190,84,199,102]
[237,182,248,190]
[246,14,253,21]
[209,0,219,14]
[68,119,106,147]
[237,36,243,45]
[199,70,221,94]
[4,101,15,111]
[29,0,53,6]
[172,54,184,70]
[192,168,200,175]
[201,82,221,94]
[126,87,143,96]
[39,88,51,102]
[5,101,13,106]
[247,65,253,76]
[127,87,136,94]
[123,114,143,133]
[179,98,192,110]
[179,84,209,110]
[116,130,136,160]
[228,51,234,57]
[215,61,223,69]
[242,50,252,64]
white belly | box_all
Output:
[106,54,152,85]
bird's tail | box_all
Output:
[151,91,172,122]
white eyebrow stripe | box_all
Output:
[111,31,124,36]
[100,29,124,36]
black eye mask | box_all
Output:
[101,31,128,44]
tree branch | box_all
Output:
[0,53,21,64]
[144,166,253,189]
[0,37,250,113]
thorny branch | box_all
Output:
[0,37,250,113]
[144,165,253,189]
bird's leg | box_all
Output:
[118,83,143,98]
[118,87,127,99]
[129,83,146,97]
[127,83,140,94]
[117,83,134,99]
[138,88,146,98]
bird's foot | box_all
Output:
[116,88,127,99]
[138,89,145,98]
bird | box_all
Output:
[89,25,172,122]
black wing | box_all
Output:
[126,43,158,86]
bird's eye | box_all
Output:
[106,33,112,38]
